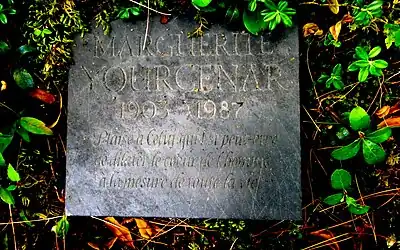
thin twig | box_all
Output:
[0,215,64,225]
[128,0,171,15]
[303,105,321,132]
[142,0,150,51]
[9,205,17,250]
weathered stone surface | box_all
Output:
[66,18,301,219]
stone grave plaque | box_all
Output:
[66,18,301,219]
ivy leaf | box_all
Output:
[365,127,392,143]
[362,139,386,164]
[368,46,381,58]
[191,0,212,8]
[349,106,370,131]
[243,10,267,35]
[19,117,53,135]
[331,139,361,161]
[7,164,20,182]
[331,169,352,190]
[0,187,14,205]
[323,193,344,205]
[13,68,34,89]
[348,204,370,215]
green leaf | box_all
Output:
[129,7,140,16]
[19,117,53,135]
[118,9,130,19]
[372,59,388,69]
[353,60,369,68]
[0,4,3,10]
[192,0,212,8]
[7,185,16,191]
[332,63,342,76]
[283,7,296,15]
[369,65,382,76]
[42,29,52,35]
[19,210,34,227]
[366,0,383,11]
[362,139,386,164]
[0,13,7,24]
[280,12,293,27]
[366,127,392,144]
[53,216,69,238]
[248,0,257,12]
[243,10,267,35]
[368,46,381,58]
[7,164,20,182]
[331,169,352,190]
[268,19,278,31]
[262,11,277,22]
[0,188,14,205]
[355,47,369,60]
[13,68,34,89]
[8,9,16,15]
[358,66,369,82]
[323,193,344,205]
[332,79,344,90]
[0,134,13,153]
[348,204,370,215]
[331,139,361,161]
[349,106,370,131]
[33,29,41,36]
[225,6,240,23]
[277,1,289,11]
[17,126,30,142]
[0,153,5,166]
[336,127,350,140]
[17,45,36,56]
[0,41,9,53]
[348,62,360,72]
[263,0,277,10]
[317,73,330,83]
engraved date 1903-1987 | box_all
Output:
[120,100,244,120]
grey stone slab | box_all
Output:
[66,18,301,219]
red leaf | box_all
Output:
[29,88,56,104]
[160,15,169,24]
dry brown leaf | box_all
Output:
[341,13,354,24]
[104,217,135,249]
[378,117,400,128]
[87,242,101,250]
[134,218,161,239]
[329,21,342,41]
[376,106,391,118]
[310,230,340,250]
[389,101,400,115]
[303,23,324,37]
[105,237,118,249]
[328,0,340,14]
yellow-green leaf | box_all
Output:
[7,164,20,182]
[20,117,53,135]
[0,188,14,205]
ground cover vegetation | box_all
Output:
[0,0,399,249]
